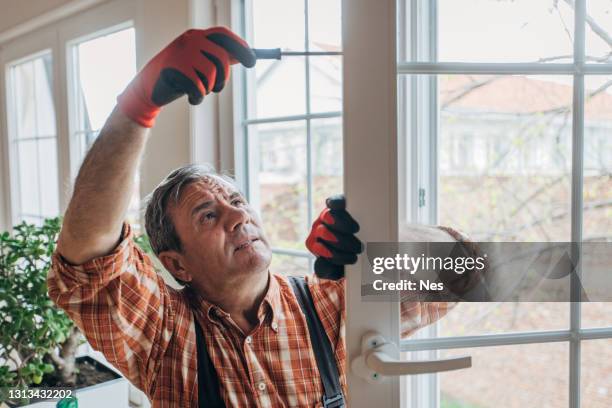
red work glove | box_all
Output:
[306,195,363,280]
[117,27,256,128]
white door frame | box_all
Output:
[342,0,401,406]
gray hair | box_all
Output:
[144,164,237,255]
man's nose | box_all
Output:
[226,205,249,231]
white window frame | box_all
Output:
[1,26,62,228]
[399,1,612,408]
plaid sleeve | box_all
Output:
[47,223,174,394]
[401,301,457,338]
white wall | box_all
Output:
[0,0,76,32]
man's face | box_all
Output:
[165,176,272,286]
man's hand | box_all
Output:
[117,27,256,128]
[306,195,363,280]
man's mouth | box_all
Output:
[234,238,259,252]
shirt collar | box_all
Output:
[188,272,281,332]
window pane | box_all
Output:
[438,75,572,242]
[437,343,569,407]
[251,121,308,249]
[33,55,56,136]
[308,0,341,51]
[398,75,574,337]
[586,1,612,64]
[37,138,60,217]
[583,75,612,241]
[71,27,138,225]
[582,75,612,327]
[435,0,574,63]
[247,57,306,118]
[438,74,572,335]
[251,0,305,51]
[311,117,343,207]
[270,254,310,276]
[8,52,59,223]
[17,140,41,217]
[13,60,37,139]
[582,339,612,407]
[309,56,342,113]
[74,28,136,132]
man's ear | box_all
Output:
[158,250,192,284]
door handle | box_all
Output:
[351,331,472,383]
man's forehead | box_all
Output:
[178,176,240,204]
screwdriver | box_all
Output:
[252,48,342,60]
[253,48,282,60]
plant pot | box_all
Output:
[4,356,129,408]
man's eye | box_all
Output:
[231,199,245,206]
[200,212,216,223]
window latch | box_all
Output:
[351,331,471,383]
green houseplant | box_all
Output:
[0,218,80,394]
[0,218,149,407]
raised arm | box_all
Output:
[57,110,148,264]
[57,27,256,264]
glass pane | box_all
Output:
[438,74,572,335]
[396,75,574,337]
[37,139,59,217]
[436,0,574,63]
[270,254,310,276]
[437,343,569,407]
[586,1,612,64]
[582,339,612,407]
[583,75,612,241]
[308,0,341,51]
[311,117,343,207]
[438,75,572,241]
[33,54,56,136]
[582,75,612,327]
[251,0,305,51]
[9,52,58,223]
[13,60,36,139]
[309,56,342,113]
[75,28,136,131]
[252,121,308,249]
[17,140,41,217]
[248,57,306,118]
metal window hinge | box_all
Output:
[418,188,426,207]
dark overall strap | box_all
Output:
[194,314,225,408]
[288,276,346,408]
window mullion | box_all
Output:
[304,0,313,250]
[569,1,586,407]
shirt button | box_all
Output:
[245,336,252,344]
[271,322,278,330]
[258,382,266,391]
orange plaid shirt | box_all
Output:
[47,224,453,407]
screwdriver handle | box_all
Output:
[253,48,282,60]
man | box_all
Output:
[47,27,476,407]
